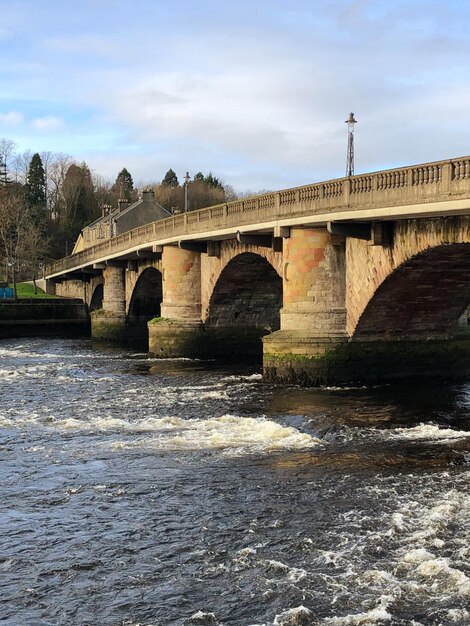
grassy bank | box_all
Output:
[7,283,59,299]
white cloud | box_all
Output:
[0,111,23,127]
[4,0,470,190]
[31,116,65,132]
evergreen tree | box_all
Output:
[161,168,179,188]
[114,167,134,201]
[204,172,223,190]
[193,172,204,182]
[26,153,47,223]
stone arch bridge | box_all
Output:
[46,156,470,385]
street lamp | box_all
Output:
[6,258,17,302]
[184,171,191,212]
[345,112,357,177]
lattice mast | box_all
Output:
[345,112,357,177]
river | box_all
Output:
[1,338,470,626]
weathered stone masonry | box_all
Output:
[46,155,470,384]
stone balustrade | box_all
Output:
[46,156,470,278]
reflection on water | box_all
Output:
[1,338,470,625]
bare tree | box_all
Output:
[48,153,73,223]
[11,150,32,185]
[0,137,17,175]
[40,150,54,213]
[21,219,50,293]
[0,187,49,297]
[92,172,114,209]
[0,188,27,299]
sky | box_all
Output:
[1,0,470,192]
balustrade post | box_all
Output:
[407,168,414,187]
[441,162,452,193]
[343,177,350,205]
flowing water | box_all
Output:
[2,338,470,626]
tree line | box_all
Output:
[0,137,240,286]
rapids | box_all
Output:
[1,338,470,625]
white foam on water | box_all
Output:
[415,557,470,595]
[109,415,320,455]
[221,373,263,382]
[0,406,304,458]
[390,512,406,532]
[447,608,470,622]
[0,363,54,379]
[338,423,470,446]
[361,570,398,585]
[236,547,257,558]
[186,611,219,625]
[323,606,392,625]
[322,385,369,391]
[287,567,308,582]
[265,560,291,573]
[273,606,312,626]
[384,423,470,442]
[402,548,435,563]
[0,346,111,360]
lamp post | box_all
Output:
[184,171,191,212]
[7,258,17,302]
[345,112,357,177]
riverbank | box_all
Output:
[0,300,90,338]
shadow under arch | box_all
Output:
[128,267,163,324]
[353,243,470,340]
[206,252,282,357]
[89,283,103,312]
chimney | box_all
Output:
[142,189,155,203]
[118,199,129,212]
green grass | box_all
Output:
[8,282,59,299]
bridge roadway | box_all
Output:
[45,156,470,385]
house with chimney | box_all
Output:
[72,189,171,253]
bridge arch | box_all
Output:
[89,282,104,311]
[352,242,470,339]
[347,216,470,337]
[201,240,283,321]
[206,252,282,331]
[127,267,163,323]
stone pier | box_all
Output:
[148,246,205,357]
[263,228,350,385]
[91,263,127,342]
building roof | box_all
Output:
[83,190,171,230]
[114,190,171,224]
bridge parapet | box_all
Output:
[46,156,470,278]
